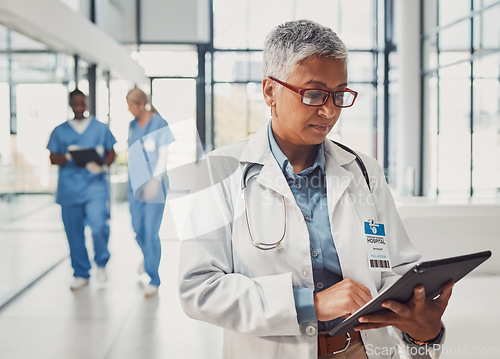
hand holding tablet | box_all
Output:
[329,250,492,336]
[69,148,103,167]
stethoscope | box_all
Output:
[241,163,287,250]
[241,141,371,250]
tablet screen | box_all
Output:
[328,250,491,336]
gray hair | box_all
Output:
[262,20,348,82]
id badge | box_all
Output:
[364,220,392,271]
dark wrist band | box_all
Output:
[406,330,441,346]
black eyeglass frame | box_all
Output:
[269,76,358,108]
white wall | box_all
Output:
[397,199,500,275]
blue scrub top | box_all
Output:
[47,117,116,205]
[127,113,175,200]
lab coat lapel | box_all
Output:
[323,140,356,219]
[240,124,270,166]
[240,122,294,200]
[256,154,295,200]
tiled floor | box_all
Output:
[0,196,222,359]
[0,195,499,358]
[439,275,500,358]
[0,195,68,307]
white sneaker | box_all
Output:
[137,260,145,275]
[96,267,107,283]
[143,284,158,298]
[70,277,89,291]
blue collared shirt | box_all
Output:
[268,122,444,340]
[267,122,343,330]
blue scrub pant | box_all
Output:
[129,195,165,287]
[61,198,110,278]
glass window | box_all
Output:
[213,0,248,49]
[0,54,8,83]
[473,52,499,79]
[10,54,60,83]
[437,64,472,196]
[474,0,500,8]
[473,5,500,51]
[0,26,77,194]
[213,0,376,50]
[347,52,375,83]
[0,26,8,51]
[439,0,471,26]
[295,0,342,31]
[330,83,375,155]
[152,78,198,167]
[472,79,499,196]
[337,0,375,49]
[439,21,471,66]
[472,55,500,196]
[212,0,381,159]
[15,84,67,193]
[214,52,262,82]
[214,83,268,148]
[422,0,500,198]
[108,79,131,157]
[246,82,269,136]
[214,83,247,147]
[246,0,293,49]
[96,77,110,125]
[213,0,292,49]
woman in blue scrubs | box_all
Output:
[47,89,116,291]
[126,88,174,298]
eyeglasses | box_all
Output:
[269,76,358,108]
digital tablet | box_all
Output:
[328,250,492,336]
[69,148,103,167]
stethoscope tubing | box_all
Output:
[240,141,370,250]
[242,163,286,250]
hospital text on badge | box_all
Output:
[364,221,392,271]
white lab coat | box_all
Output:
[178,124,444,359]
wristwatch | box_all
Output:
[404,328,443,346]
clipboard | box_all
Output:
[328,250,492,336]
[69,148,103,167]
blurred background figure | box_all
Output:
[47,89,116,291]
[126,88,175,298]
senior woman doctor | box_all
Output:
[179,20,453,359]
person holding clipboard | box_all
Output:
[47,89,116,291]
[178,20,455,358]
